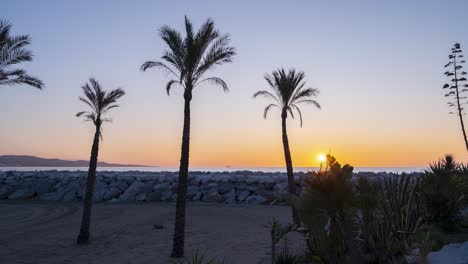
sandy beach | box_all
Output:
[0,201,292,264]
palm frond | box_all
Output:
[166,79,180,95]
[291,105,304,127]
[263,104,279,119]
[252,90,280,104]
[195,77,228,92]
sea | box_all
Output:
[0,166,426,173]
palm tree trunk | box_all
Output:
[281,112,300,225]
[171,92,191,258]
[77,122,101,245]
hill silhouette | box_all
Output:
[0,155,150,167]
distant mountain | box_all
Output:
[0,155,150,167]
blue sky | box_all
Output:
[1,0,468,167]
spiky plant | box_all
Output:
[443,43,468,151]
[75,78,125,244]
[264,218,298,264]
[421,154,466,229]
[0,20,43,89]
[141,16,236,258]
[298,155,355,263]
[253,68,320,224]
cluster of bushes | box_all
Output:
[267,154,467,264]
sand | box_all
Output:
[0,201,293,264]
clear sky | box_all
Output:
[1,0,468,167]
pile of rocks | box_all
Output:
[0,170,413,204]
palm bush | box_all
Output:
[420,154,466,229]
[298,155,356,263]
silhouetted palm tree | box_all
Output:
[0,20,43,89]
[253,68,320,224]
[76,78,125,245]
[141,16,236,257]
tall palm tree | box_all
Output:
[141,16,236,257]
[0,20,43,89]
[76,78,125,245]
[253,68,320,224]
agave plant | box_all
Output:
[421,154,466,229]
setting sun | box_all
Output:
[318,154,326,162]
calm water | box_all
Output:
[0,166,425,173]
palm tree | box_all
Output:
[141,16,236,257]
[253,68,320,224]
[0,20,43,89]
[76,78,125,245]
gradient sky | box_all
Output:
[1,0,468,167]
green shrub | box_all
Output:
[368,174,424,262]
[420,154,466,229]
[298,155,356,263]
[274,251,304,264]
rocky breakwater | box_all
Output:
[0,170,415,205]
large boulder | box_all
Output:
[237,190,250,202]
[218,182,234,194]
[93,180,108,202]
[223,189,236,204]
[146,191,162,202]
[202,190,223,202]
[192,191,202,201]
[119,181,150,201]
[32,178,51,196]
[0,185,14,199]
[8,189,34,200]
[103,187,122,200]
[245,195,267,205]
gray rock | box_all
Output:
[146,191,162,202]
[274,182,289,191]
[0,185,14,199]
[62,190,76,202]
[136,193,146,201]
[8,189,34,200]
[237,190,250,202]
[223,189,236,204]
[245,195,267,205]
[202,190,223,202]
[218,182,234,194]
[103,187,122,200]
[40,191,65,201]
[119,181,146,201]
[192,191,202,201]
[161,191,173,201]
[32,178,51,195]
